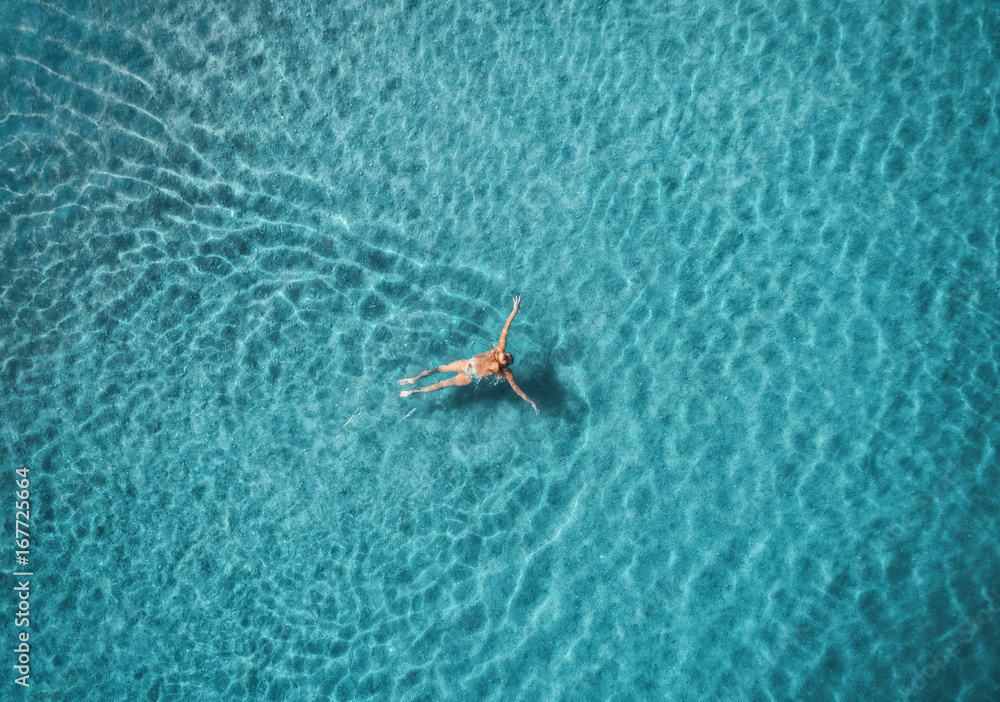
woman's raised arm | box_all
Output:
[498,296,521,351]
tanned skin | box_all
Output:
[398,296,539,414]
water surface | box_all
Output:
[1,0,998,700]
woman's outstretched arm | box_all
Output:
[504,369,539,414]
[498,296,521,352]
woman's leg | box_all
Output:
[398,360,468,385]
[400,372,472,397]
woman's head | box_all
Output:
[491,350,514,372]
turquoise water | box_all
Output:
[2,0,999,699]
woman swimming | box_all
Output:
[398,296,539,414]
